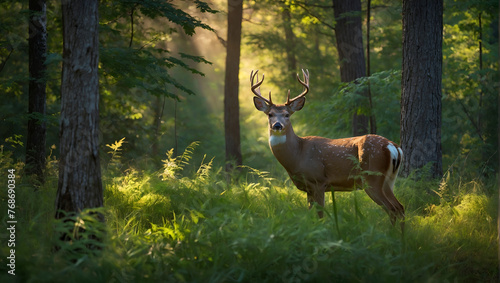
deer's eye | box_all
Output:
[285,114,290,118]
[268,113,274,118]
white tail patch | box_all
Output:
[269,134,286,147]
[387,143,403,174]
[387,144,399,161]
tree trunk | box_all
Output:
[282,4,297,74]
[26,0,47,185]
[497,0,499,276]
[152,95,165,158]
[332,0,369,136]
[401,0,443,178]
[55,0,103,218]
[366,0,377,134]
[478,12,483,135]
[224,0,243,172]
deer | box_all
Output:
[251,69,405,229]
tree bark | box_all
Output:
[26,0,47,185]
[401,0,443,178]
[224,0,243,172]
[55,0,103,218]
[332,0,369,136]
[497,0,499,277]
[152,95,165,158]
[366,0,377,134]
[282,4,297,74]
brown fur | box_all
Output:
[255,98,405,226]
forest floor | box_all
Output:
[0,147,498,282]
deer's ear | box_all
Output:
[288,97,305,112]
[254,97,270,112]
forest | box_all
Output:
[0,0,499,282]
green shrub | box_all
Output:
[0,144,497,282]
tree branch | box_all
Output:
[0,46,13,74]
[294,2,335,30]
[459,100,485,142]
[129,4,138,48]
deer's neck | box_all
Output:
[269,127,302,171]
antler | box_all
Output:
[286,69,309,105]
[250,70,273,105]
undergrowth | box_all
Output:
[0,142,497,282]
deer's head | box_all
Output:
[252,69,309,138]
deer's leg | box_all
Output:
[307,186,326,218]
[364,175,401,225]
[383,178,405,231]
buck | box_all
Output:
[251,69,405,227]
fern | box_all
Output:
[241,165,275,185]
[178,141,200,169]
[346,155,382,188]
[53,208,107,261]
[159,141,200,180]
[106,137,126,171]
[196,154,214,181]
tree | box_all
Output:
[55,0,103,218]
[26,0,47,185]
[365,0,376,134]
[98,0,216,160]
[282,3,297,74]
[224,0,243,172]
[497,1,499,275]
[400,0,443,178]
[332,0,369,136]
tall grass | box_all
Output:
[0,143,497,282]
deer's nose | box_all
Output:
[272,122,284,131]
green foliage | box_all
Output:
[0,0,217,163]
[329,70,401,140]
[1,0,496,174]
[99,47,210,99]
[1,145,497,282]
[3,135,24,149]
[120,0,216,35]
[53,209,108,262]
[106,137,126,172]
[0,0,498,279]
[243,0,498,176]
[159,141,200,180]
[95,0,219,163]
[440,0,499,175]
[288,69,402,148]
[98,0,216,101]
